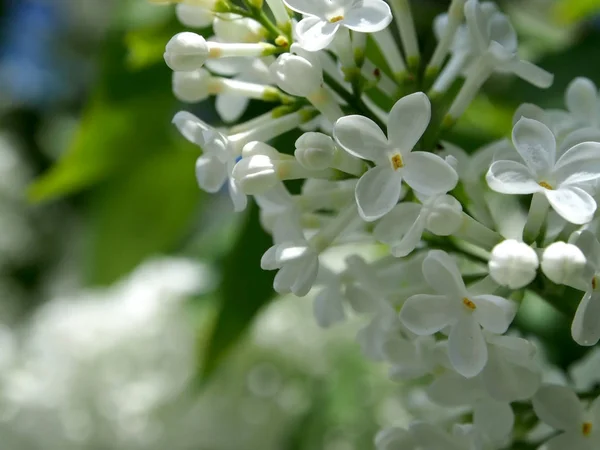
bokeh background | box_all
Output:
[0,0,599,448]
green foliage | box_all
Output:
[199,202,275,383]
[85,150,202,285]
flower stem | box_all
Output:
[523,192,549,244]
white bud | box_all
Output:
[270,54,322,97]
[541,242,587,286]
[232,154,277,194]
[172,69,211,102]
[488,239,539,289]
[164,32,209,72]
[294,132,335,170]
[213,14,264,43]
[425,195,463,236]
[175,4,213,28]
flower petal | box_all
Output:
[422,250,467,299]
[532,384,584,431]
[173,110,211,146]
[355,165,402,221]
[572,291,600,346]
[282,0,326,17]
[196,155,227,193]
[509,59,554,88]
[473,399,514,445]
[333,114,389,162]
[545,186,596,225]
[427,372,483,406]
[483,344,541,402]
[448,315,487,378]
[554,141,600,187]
[512,117,556,178]
[472,294,517,334]
[399,294,453,335]
[295,17,339,51]
[544,433,589,450]
[566,77,599,122]
[216,93,249,123]
[409,422,463,450]
[373,203,425,257]
[403,152,458,196]
[486,160,543,194]
[387,92,431,153]
[228,177,248,211]
[464,0,490,54]
[313,285,346,327]
[343,0,392,32]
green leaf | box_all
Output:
[553,0,600,24]
[199,202,275,383]
[85,148,202,285]
[28,20,183,203]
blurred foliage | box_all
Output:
[553,0,600,24]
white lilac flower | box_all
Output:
[374,194,463,257]
[172,111,247,211]
[333,92,458,221]
[283,0,392,51]
[533,385,600,450]
[261,211,319,297]
[487,117,600,225]
[463,0,553,88]
[488,239,539,289]
[382,334,444,380]
[570,231,600,346]
[409,422,482,450]
[400,250,517,377]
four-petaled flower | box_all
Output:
[487,117,600,225]
[283,0,393,51]
[333,92,458,222]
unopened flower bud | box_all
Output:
[172,69,211,102]
[294,132,335,170]
[270,53,322,97]
[175,4,213,28]
[425,195,463,236]
[541,242,586,286]
[164,32,209,71]
[489,239,539,289]
[232,154,277,194]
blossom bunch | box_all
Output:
[152,0,600,447]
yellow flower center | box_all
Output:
[538,181,553,190]
[593,276,598,291]
[462,298,476,311]
[583,422,593,436]
[329,15,344,23]
[390,153,404,170]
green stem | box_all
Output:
[323,72,386,130]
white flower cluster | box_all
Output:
[153,0,600,447]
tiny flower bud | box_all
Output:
[541,242,587,286]
[175,4,214,28]
[489,239,539,289]
[294,132,335,170]
[172,69,211,102]
[164,32,209,71]
[232,154,278,194]
[425,195,463,236]
[270,53,322,97]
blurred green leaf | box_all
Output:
[85,149,202,285]
[29,20,182,203]
[199,202,275,383]
[553,0,600,24]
